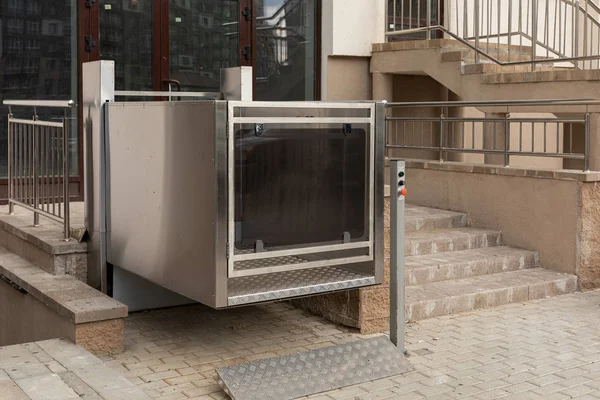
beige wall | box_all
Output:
[326,56,372,100]
[0,283,74,346]
[407,166,580,275]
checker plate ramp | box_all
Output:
[216,336,413,400]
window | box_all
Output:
[25,39,40,52]
[46,59,57,69]
[7,19,24,33]
[48,23,58,35]
[27,21,40,34]
[7,38,22,53]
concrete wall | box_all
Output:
[326,56,372,100]
[0,281,74,346]
[407,164,579,275]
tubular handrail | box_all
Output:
[4,100,74,240]
[3,100,75,108]
[386,0,600,70]
[385,99,593,172]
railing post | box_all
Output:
[585,112,591,172]
[474,0,481,63]
[574,0,580,68]
[505,112,511,167]
[32,110,39,227]
[390,160,406,351]
[427,0,432,39]
[531,0,538,71]
[7,112,13,215]
[439,113,445,162]
[63,113,70,241]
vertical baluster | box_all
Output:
[532,121,535,152]
[519,0,523,62]
[52,125,56,216]
[544,121,547,153]
[475,0,481,63]
[570,123,573,153]
[63,114,70,240]
[520,122,523,152]
[7,114,13,214]
[531,0,538,70]
[508,0,513,62]
[545,0,549,59]
[33,111,39,226]
[557,122,560,154]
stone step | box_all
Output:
[405,246,539,285]
[401,228,502,257]
[404,204,468,232]
[406,268,577,321]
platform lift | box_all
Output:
[83,61,411,400]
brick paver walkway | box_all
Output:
[103,290,600,400]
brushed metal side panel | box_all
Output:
[374,102,386,284]
[83,61,115,291]
[106,102,218,307]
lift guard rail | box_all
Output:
[4,100,74,240]
[385,99,594,171]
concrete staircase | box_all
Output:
[295,202,578,333]
[371,39,600,102]
[401,204,577,321]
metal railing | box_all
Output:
[4,100,75,240]
[385,99,595,171]
[386,0,600,70]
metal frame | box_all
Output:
[226,101,376,279]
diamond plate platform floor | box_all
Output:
[216,336,413,400]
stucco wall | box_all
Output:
[407,165,580,274]
[326,56,372,100]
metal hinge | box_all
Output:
[226,242,230,258]
[242,6,251,21]
[85,0,96,8]
[242,45,252,61]
[85,35,96,52]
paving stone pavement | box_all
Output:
[102,290,600,400]
[0,338,150,399]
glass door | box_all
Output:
[99,0,154,90]
[166,0,241,93]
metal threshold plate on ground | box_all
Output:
[216,336,413,400]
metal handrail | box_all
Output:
[4,100,74,240]
[386,0,600,70]
[385,99,593,171]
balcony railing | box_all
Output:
[386,0,600,70]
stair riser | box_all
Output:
[406,252,539,285]
[406,276,577,321]
[404,232,502,257]
[404,214,468,233]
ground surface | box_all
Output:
[99,290,600,400]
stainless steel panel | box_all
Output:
[221,67,253,101]
[106,101,220,307]
[217,336,413,400]
[83,61,115,291]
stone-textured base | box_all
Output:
[580,182,600,290]
[75,319,124,356]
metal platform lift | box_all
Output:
[82,60,411,400]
